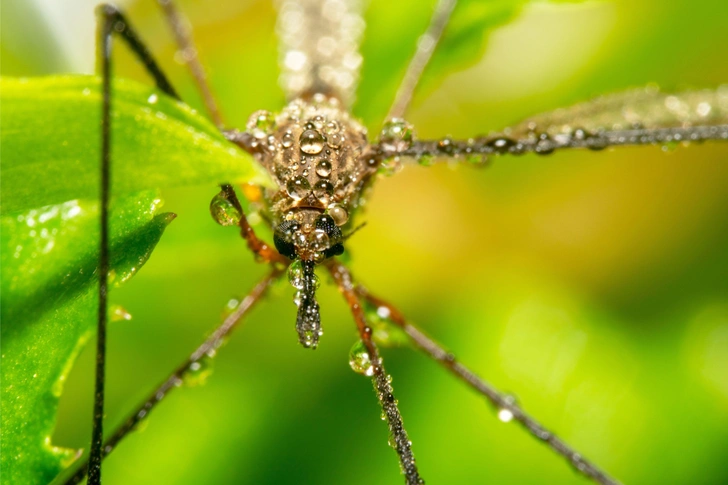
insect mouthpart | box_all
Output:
[274,211,344,348]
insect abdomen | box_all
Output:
[275,0,365,107]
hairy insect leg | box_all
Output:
[156,0,225,128]
[355,287,622,485]
[326,261,424,485]
[213,184,289,265]
[91,5,184,483]
[386,0,457,121]
[61,268,284,485]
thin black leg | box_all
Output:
[89,5,184,484]
[98,4,180,100]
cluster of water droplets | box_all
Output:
[246,95,373,232]
[288,260,320,293]
[372,370,423,483]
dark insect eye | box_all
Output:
[316,214,344,259]
[273,221,299,259]
[323,243,344,258]
[315,214,341,239]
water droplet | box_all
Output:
[437,137,454,155]
[349,340,375,376]
[183,359,213,386]
[288,260,305,289]
[497,408,514,422]
[222,298,240,318]
[247,110,276,139]
[209,190,241,226]
[281,131,295,148]
[147,93,158,104]
[110,305,132,322]
[324,120,340,135]
[466,153,489,165]
[572,453,587,472]
[293,290,303,307]
[535,133,554,155]
[379,157,402,176]
[361,302,408,347]
[312,115,326,129]
[486,136,516,154]
[696,101,712,117]
[316,160,332,177]
[417,153,435,167]
[379,119,414,152]
[572,128,589,141]
[286,176,311,200]
[328,205,349,226]
[313,180,334,205]
[300,129,325,154]
[327,132,344,149]
[293,231,308,249]
[310,229,330,252]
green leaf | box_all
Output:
[0,192,174,485]
[356,0,531,126]
[0,75,273,214]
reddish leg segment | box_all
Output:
[326,260,423,485]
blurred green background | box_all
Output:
[3,0,728,483]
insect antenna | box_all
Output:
[92,4,181,483]
[342,221,367,241]
[385,0,456,121]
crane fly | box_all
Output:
[2,0,728,484]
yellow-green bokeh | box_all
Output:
[3,0,728,484]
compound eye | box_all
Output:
[273,221,299,259]
[315,214,344,259]
[315,215,342,241]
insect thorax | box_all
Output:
[246,94,374,232]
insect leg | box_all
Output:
[385,0,457,121]
[98,4,180,100]
[156,0,225,128]
[377,86,728,164]
[356,287,622,485]
[61,268,284,485]
[326,261,423,485]
[395,124,728,163]
[91,5,185,483]
[216,184,289,265]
